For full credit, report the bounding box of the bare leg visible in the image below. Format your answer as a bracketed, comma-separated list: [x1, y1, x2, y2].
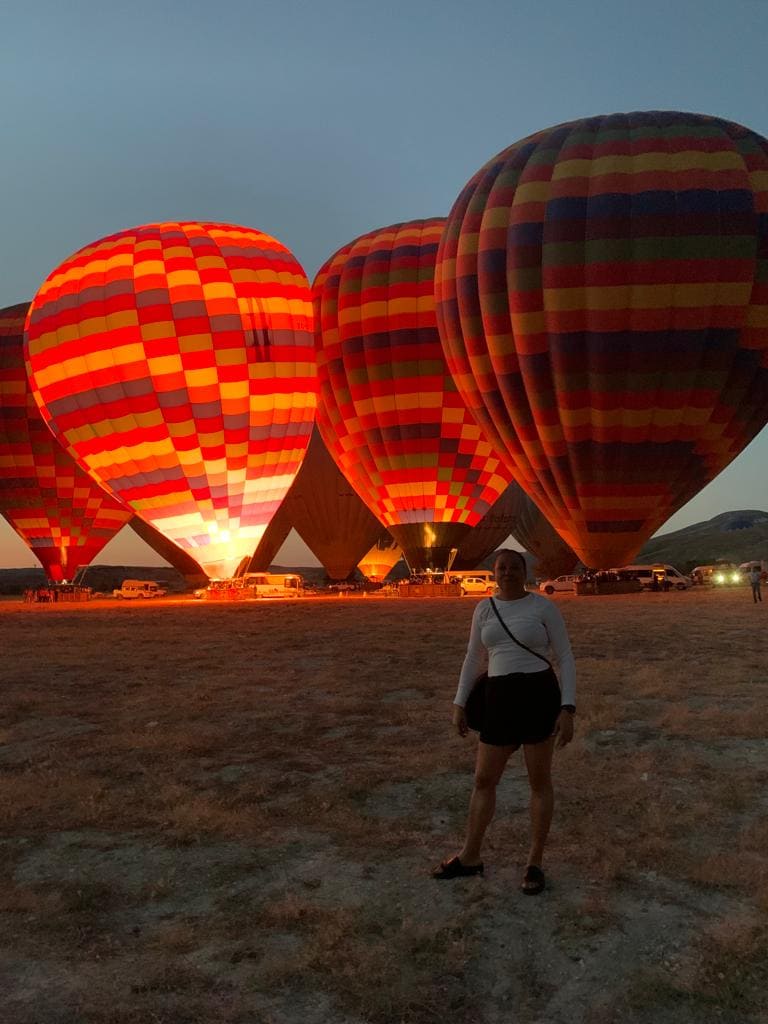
[458, 741, 517, 865]
[523, 736, 556, 874]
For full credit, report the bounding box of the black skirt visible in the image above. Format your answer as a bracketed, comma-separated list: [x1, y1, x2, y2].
[479, 667, 561, 747]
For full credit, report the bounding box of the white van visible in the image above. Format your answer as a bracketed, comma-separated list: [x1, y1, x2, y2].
[614, 565, 692, 591]
[239, 572, 303, 598]
[113, 580, 167, 599]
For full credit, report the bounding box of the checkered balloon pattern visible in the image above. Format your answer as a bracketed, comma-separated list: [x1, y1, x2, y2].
[436, 111, 768, 569]
[0, 302, 133, 580]
[313, 219, 509, 533]
[24, 222, 317, 579]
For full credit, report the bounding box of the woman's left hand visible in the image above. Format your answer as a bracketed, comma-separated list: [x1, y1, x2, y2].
[553, 710, 574, 749]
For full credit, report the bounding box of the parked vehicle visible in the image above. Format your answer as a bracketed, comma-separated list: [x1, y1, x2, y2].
[113, 579, 167, 599]
[613, 565, 692, 591]
[690, 566, 715, 585]
[239, 572, 303, 598]
[711, 565, 746, 586]
[450, 572, 496, 596]
[194, 573, 303, 599]
[538, 574, 580, 595]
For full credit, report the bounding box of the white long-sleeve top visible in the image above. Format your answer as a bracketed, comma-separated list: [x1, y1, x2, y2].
[453, 593, 576, 708]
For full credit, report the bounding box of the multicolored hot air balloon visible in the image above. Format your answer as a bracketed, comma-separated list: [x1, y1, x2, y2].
[358, 530, 402, 582]
[25, 222, 317, 579]
[314, 219, 509, 571]
[278, 427, 384, 580]
[0, 302, 133, 580]
[436, 111, 768, 568]
[128, 516, 208, 587]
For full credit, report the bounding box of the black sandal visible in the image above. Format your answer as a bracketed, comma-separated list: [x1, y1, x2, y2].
[432, 856, 484, 880]
[521, 864, 545, 895]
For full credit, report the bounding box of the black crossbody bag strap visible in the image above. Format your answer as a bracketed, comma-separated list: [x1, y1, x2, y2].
[489, 597, 553, 671]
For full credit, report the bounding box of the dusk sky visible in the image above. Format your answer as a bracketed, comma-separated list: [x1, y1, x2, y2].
[1, 0, 767, 569]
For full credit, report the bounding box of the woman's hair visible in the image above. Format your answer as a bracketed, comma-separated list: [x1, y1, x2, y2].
[493, 548, 527, 573]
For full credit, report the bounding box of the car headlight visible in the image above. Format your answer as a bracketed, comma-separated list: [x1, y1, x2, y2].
[715, 574, 726, 584]
[731, 573, 741, 583]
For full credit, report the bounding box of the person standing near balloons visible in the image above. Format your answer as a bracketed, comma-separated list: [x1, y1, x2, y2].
[433, 549, 576, 894]
[749, 565, 763, 603]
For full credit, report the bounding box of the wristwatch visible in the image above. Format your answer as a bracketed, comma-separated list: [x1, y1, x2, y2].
[560, 705, 576, 714]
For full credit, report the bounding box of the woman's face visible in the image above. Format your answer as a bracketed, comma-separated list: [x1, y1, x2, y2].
[494, 552, 526, 591]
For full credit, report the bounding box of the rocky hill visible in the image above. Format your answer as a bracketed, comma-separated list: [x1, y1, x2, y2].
[638, 510, 768, 569]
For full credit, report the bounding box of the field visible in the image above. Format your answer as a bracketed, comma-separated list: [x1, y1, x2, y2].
[1, 588, 767, 1024]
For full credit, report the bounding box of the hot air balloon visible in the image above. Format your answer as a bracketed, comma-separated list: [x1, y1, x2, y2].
[314, 219, 509, 572]
[0, 302, 134, 581]
[127, 517, 208, 587]
[25, 222, 317, 579]
[436, 111, 768, 569]
[452, 482, 578, 576]
[357, 530, 402, 582]
[277, 427, 384, 580]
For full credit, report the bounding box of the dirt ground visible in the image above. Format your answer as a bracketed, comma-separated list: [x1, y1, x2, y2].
[0, 588, 767, 1024]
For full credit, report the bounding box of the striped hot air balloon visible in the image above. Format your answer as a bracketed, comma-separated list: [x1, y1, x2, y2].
[25, 222, 317, 579]
[436, 111, 768, 569]
[314, 219, 509, 572]
[0, 302, 133, 580]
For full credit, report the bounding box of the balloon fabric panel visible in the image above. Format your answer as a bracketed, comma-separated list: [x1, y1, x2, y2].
[436, 111, 768, 568]
[0, 302, 133, 581]
[313, 219, 509, 530]
[24, 223, 317, 579]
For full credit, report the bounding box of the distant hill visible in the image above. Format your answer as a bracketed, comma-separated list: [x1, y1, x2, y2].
[638, 510, 768, 569]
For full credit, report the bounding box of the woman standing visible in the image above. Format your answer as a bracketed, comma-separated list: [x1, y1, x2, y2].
[433, 549, 576, 893]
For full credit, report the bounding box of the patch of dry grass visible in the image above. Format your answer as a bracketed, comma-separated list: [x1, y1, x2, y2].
[1, 589, 767, 1023]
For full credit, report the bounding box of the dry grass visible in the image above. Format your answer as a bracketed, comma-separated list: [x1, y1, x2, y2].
[0, 588, 767, 1023]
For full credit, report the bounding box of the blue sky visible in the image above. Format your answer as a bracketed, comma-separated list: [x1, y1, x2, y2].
[1, 0, 767, 568]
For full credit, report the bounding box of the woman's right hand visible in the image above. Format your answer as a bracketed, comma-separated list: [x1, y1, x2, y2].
[452, 704, 468, 737]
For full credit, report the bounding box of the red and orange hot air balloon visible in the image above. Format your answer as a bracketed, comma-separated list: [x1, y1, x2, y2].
[25, 222, 317, 579]
[0, 302, 133, 580]
[436, 111, 768, 569]
[314, 219, 509, 572]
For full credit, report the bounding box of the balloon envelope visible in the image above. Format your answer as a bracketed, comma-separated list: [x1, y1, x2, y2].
[436, 111, 768, 568]
[128, 516, 208, 586]
[0, 302, 133, 580]
[357, 530, 402, 582]
[279, 427, 384, 580]
[452, 482, 577, 575]
[314, 219, 508, 571]
[25, 222, 317, 579]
